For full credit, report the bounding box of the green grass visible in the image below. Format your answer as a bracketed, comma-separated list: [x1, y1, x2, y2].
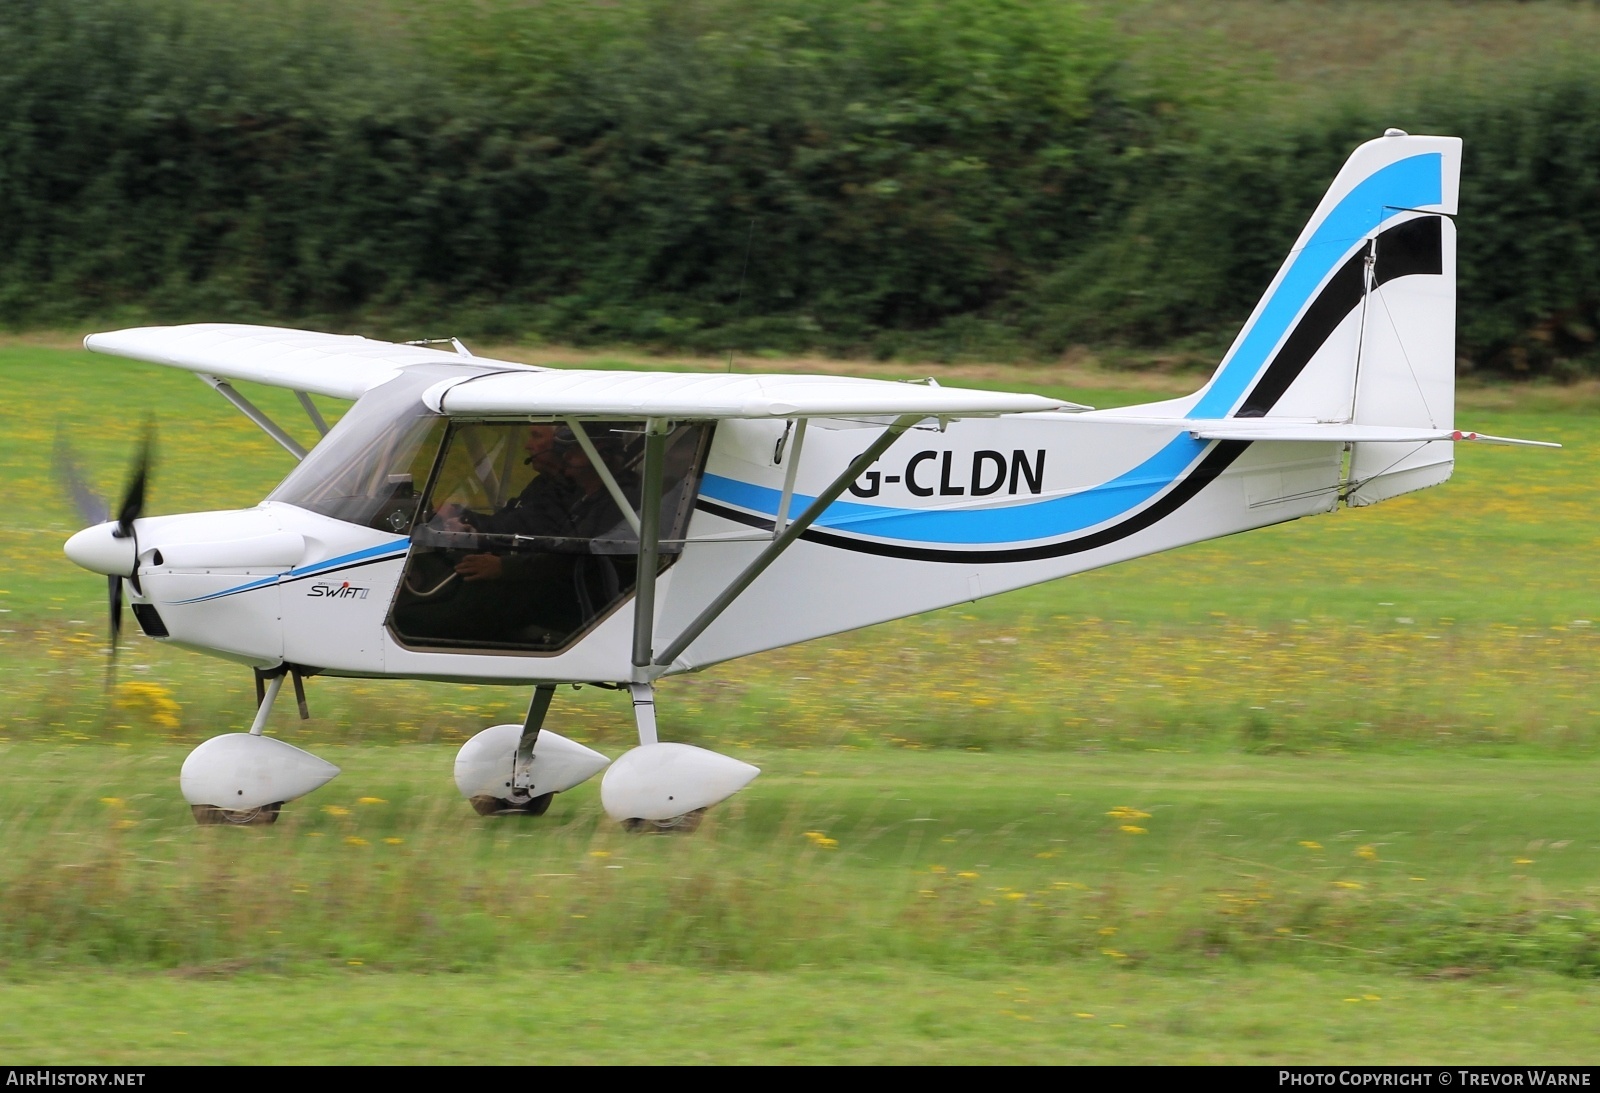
[1110, 0, 1600, 110]
[4, 744, 1600, 979]
[4, 965, 1599, 1064]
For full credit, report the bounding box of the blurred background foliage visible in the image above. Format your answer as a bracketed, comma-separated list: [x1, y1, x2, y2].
[4, 0, 1600, 375]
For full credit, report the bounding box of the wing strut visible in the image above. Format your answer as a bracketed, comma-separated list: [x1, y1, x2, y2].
[644, 413, 924, 672]
[773, 418, 808, 536]
[197, 373, 309, 460]
[632, 422, 670, 669]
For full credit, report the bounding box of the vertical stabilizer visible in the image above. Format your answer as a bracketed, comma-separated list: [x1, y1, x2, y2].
[1171, 131, 1461, 505]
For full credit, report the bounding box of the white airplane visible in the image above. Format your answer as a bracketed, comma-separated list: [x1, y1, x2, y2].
[62, 131, 1553, 829]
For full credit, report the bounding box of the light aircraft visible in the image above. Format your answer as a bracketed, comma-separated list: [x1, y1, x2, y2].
[62, 131, 1554, 828]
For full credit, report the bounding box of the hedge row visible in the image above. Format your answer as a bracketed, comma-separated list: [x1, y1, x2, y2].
[1, 0, 1597, 373]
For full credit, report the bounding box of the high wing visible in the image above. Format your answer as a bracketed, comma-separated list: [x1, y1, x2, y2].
[84, 323, 522, 400]
[87, 323, 1070, 421]
[424, 369, 1069, 419]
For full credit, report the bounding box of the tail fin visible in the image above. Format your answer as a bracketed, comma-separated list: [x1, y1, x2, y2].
[1187, 131, 1463, 505]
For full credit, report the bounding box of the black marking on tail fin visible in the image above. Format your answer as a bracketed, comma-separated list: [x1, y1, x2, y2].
[1235, 216, 1443, 418]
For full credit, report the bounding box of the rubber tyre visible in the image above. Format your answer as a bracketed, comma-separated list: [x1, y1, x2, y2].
[191, 801, 282, 826]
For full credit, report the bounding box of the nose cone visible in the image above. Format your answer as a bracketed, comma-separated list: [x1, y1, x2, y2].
[64, 522, 136, 576]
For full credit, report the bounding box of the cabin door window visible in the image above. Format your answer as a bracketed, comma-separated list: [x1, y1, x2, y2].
[388, 420, 710, 653]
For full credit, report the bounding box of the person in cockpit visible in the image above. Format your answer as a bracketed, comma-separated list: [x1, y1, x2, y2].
[394, 427, 635, 647]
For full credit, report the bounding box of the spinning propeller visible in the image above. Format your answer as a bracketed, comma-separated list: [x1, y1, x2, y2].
[54, 423, 156, 672]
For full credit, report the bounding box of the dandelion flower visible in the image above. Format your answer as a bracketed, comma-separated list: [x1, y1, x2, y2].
[343, 836, 369, 847]
[1119, 825, 1147, 835]
[1299, 840, 1323, 850]
[356, 797, 387, 806]
[1355, 844, 1378, 861]
[322, 805, 350, 818]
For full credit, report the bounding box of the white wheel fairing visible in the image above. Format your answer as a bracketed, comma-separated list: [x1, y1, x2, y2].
[600, 743, 759, 822]
[180, 733, 340, 810]
[453, 724, 611, 801]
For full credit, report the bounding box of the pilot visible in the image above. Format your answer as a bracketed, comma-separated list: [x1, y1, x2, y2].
[397, 428, 634, 645]
[436, 423, 573, 539]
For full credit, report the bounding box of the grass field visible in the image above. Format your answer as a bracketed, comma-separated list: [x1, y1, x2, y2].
[2, 341, 1597, 1062]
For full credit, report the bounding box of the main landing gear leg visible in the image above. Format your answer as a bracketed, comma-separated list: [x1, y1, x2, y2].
[180, 667, 341, 825]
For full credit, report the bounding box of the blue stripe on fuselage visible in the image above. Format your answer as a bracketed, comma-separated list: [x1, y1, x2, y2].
[167, 539, 410, 604]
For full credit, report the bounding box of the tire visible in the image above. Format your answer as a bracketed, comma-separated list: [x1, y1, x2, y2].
[191, 801, 282, 826]
[468, 792, 555, 817]
[621, 807, 706, 834]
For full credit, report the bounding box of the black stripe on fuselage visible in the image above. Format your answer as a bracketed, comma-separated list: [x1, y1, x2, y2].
[698, 440, 1251, 565]
[694, 215, 1442, 563]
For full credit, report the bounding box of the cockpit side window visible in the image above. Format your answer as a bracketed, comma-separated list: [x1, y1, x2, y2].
[388, 420, 711, 654]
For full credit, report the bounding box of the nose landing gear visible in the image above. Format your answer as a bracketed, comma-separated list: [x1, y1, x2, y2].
[455, 685, 613, 817]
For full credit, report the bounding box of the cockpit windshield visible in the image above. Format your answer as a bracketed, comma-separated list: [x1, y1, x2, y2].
[266, 370, 451, 533]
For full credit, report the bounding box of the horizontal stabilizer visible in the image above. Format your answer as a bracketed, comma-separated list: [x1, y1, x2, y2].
[1084, 415, 1558, 448]
[1184, 421, 1559, 448]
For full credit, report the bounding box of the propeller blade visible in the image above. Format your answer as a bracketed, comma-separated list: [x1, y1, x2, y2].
[107, 573, 123, 687]
[115, 423, 155, 536]
[52, 426, 110, 527]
